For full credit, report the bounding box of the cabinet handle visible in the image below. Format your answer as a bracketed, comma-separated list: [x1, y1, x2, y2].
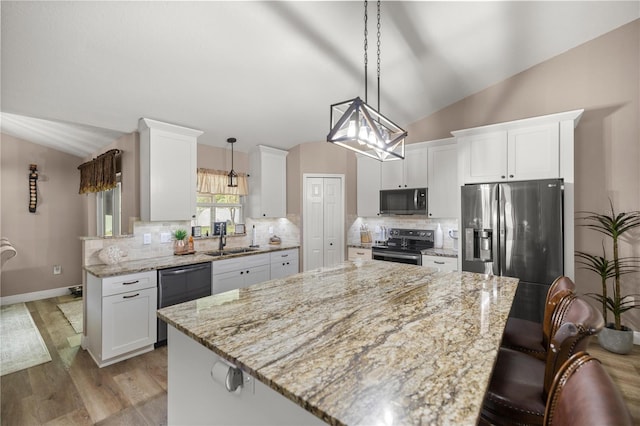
[123, 293, 140, 299]
[434, 261, 445, 265]
[356, 251, 365, 255]
[123, 280, 139, 285]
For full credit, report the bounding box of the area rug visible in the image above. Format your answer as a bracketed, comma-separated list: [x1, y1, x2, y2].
[57, 300, 83, 334]
[0, 302, 52, 376]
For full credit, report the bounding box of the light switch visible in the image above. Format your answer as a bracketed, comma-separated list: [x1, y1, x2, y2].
[143, 233, 151, 245]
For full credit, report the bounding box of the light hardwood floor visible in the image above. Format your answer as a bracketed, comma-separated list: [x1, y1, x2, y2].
[0, 295, 167, 425]
[1, 296, 639, 425]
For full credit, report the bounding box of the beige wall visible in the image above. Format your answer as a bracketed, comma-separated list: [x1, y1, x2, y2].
[286, 141, 357, 216]
[407, 19, 640, 330]
[198, 144, 249, 173]
[1, 134, 84, 297]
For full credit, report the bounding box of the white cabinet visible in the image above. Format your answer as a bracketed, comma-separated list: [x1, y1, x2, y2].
[270, 249, 299, 280]
[86, 270, 157, 367]
[167, 325, 324, 425]
[248, 145, 288, 218]
[356, 155, 381, 217]
[139, 118, 202, 221]
[422, 255, 458, 272]
[348, 247, 371, 261]
[457, 123, 559, 184]
[212, 253, 271, 294]
[380, 143, 429, 189]
[427, 142, 458, 218]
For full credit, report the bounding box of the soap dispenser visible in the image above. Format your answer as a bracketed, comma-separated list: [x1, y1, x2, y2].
[435, 223, 444, 249]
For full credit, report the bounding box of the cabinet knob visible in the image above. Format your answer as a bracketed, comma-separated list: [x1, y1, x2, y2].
[509, 174, 514, 178]
[240, 271, 244, 275]
[501, 175, 506, 179]
[246, 270, 250, 274]
[262, 214, 266, 217]
[329, 242, 333, 246]
[429, 213, 432, 217]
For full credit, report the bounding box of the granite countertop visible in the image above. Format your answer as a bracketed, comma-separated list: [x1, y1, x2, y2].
[84, 245, 299, 278]
[158, 261, 518, 425]
[421, 248, 459, 258]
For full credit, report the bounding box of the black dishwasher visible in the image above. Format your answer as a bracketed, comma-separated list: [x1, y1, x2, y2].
[156, 262, 212, 346]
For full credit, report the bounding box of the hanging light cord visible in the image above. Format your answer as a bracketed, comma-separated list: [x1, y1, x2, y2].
[376, 0, 381, 113]
[364, 0, 368, 104]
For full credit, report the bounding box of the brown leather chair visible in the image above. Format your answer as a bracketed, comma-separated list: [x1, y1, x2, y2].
[544, 352, 633, 426]
[501, 276, 576, 360]
[481, 294, 604, 425]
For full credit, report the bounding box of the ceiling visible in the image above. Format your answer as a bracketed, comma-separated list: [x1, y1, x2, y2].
[1, 1, 638, 158]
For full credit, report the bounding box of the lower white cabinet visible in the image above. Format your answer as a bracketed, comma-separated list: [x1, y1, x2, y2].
[86, 270, 157, 367]
[212, 253, 271, 294]
[167, 325, 324, 425]
[348, 247, 372, 261]
[421, 255, 458, 272]
[270, 249, 299, 280]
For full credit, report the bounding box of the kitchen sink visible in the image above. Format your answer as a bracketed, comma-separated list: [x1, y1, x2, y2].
[204, 247, 259, 257]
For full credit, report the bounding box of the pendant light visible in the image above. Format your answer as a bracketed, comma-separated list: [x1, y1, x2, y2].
[327, 0, 406, 161]
[227, 137, 238, 187]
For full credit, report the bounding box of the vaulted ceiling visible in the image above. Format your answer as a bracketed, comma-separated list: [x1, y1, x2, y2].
[1, 1, 637, 157]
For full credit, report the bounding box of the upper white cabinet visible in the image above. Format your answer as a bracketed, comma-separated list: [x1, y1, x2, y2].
[139, 118, 202, 221]
[380, 143, 429, 189]
[427, 141, 458, 218]
[356, 154, 381, 217]
[248, 145, 288, 218]
[456, 122, 560, 184]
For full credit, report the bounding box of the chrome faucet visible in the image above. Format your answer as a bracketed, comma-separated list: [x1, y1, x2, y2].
[218, 227, 226, 251]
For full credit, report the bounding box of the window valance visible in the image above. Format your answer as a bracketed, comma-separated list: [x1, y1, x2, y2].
[197, 168, 248, 195]
[77, 149, 121, 194]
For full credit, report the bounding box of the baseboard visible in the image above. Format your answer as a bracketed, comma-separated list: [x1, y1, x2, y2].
[635, 331, 640, 346]
[0, 286, 75, 306]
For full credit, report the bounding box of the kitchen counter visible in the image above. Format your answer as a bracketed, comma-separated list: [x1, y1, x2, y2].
[84, 245, 299, 278]
[158, 260, 519, 425]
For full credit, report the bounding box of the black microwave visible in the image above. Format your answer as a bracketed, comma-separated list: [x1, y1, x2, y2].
[380, 188, 427, 215]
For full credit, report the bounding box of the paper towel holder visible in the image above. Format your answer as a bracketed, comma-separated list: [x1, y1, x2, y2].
[225, 366, 244, 392]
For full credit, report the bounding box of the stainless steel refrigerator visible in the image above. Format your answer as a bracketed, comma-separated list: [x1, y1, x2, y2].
[461, 179, 564, 322]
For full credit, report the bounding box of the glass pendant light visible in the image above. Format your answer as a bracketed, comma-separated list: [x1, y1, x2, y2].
[327, 0, 406, 161]
[227, 137, 238, 188]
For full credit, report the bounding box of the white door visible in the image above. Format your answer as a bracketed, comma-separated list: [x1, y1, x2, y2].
[303, 175, 344, 271]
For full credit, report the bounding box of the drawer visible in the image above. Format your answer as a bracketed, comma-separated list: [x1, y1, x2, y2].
[348, 247, 371, 261]
[422, 255, 458, 272]
[269, 249, 298, 265]
[212, 253, 270, 274]
[101, 270, 157, 297]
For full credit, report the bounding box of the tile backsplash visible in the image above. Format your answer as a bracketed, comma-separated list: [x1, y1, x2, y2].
[82, 215, 301, 267]
[348, 215, 459, 251]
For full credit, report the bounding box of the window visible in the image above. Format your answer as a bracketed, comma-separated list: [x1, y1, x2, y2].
[196, 193, 243, 236]
[97, 179, 121, 236]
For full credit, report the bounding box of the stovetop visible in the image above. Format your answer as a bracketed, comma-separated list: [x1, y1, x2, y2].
[372, 228, 434, 253]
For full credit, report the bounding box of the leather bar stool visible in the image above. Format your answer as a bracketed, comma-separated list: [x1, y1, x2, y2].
[480, 294, 604, 426]
[501, 276, 576, 360]
[544, 352, 632, 426]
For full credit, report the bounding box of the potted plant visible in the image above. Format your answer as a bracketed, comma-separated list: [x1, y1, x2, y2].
[173, 229, 188, 254]
[576, 200, 640, 354]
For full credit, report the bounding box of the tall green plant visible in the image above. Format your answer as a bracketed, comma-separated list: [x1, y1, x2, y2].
[578, 200, 640, 330]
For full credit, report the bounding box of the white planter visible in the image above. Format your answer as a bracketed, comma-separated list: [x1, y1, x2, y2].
[598, 323, 634, 354]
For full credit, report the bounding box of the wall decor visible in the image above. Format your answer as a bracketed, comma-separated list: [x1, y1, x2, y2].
[28, 164, 38, 213]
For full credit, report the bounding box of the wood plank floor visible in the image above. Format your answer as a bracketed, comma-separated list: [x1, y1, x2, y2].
[1, 296, 639, 425]
[0, 295, 167, 425]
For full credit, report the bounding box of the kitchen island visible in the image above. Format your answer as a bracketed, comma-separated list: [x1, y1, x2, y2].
[158, 260, 519, 425]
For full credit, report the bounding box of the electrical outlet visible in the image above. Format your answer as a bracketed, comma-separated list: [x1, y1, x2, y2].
[161, 232, 171, 243]
[53, 265, 62, 275]
[268, 226, 274, 234]
[143, 233, 151, 245]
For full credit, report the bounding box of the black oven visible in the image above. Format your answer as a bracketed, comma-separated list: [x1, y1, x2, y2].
[372, 228, 434, 266]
